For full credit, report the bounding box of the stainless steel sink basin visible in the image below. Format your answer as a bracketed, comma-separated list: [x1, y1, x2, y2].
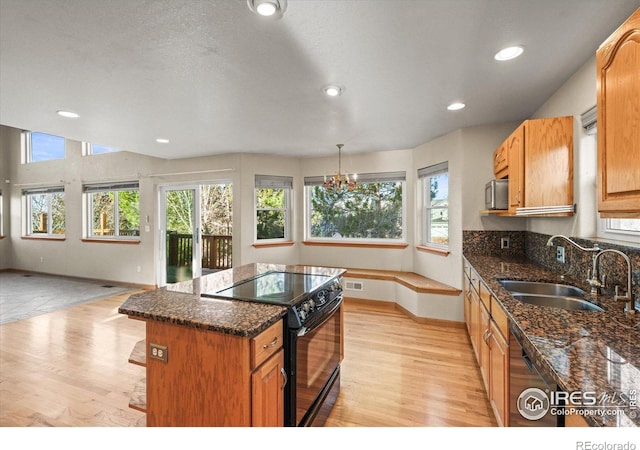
[511, 294, 604, 312]
[499, 280, 585, 298]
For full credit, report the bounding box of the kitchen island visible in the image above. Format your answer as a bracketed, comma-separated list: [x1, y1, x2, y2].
[118, 262, 346, 427]
[464, 254, 639, 427]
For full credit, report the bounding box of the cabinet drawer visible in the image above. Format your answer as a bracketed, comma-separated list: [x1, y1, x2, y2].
[490, 296, 509, 340]
[251, 320, 283, 369]
[493, 144, 508, 178]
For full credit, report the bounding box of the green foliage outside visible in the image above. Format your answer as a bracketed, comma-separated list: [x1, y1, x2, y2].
[310, 182, 403, 239]
[256, 188, 285, 239]
[91, 190, 140, 236]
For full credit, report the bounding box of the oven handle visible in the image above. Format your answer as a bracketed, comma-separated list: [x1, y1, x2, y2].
[297, 296, 343, 337]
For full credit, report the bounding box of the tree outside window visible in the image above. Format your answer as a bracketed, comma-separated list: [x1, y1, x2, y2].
[255, 175, 292, 241]
[23, 187, 65, 236]
[84, 182, 140, 238]
[306, 172, 405, 241]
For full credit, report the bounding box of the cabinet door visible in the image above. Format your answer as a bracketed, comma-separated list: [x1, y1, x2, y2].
[479, 301, 491, 394]
[507, 124, 524, 214]
[597, 7, 640, 216]
[489, 322, 509, 427]
[251, 348, 285, 427]
[493, 143, 508, 179]
[469, 284, 480, 358]
[524, 116, 573, 208]
[463, 272, 472, 336]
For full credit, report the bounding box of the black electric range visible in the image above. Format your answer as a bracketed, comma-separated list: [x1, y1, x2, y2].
[202, 270, 344, 426]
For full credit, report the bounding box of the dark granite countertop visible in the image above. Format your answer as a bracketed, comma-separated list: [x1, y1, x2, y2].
[118, 263, 346, 338]
[463, 254, 640, 427]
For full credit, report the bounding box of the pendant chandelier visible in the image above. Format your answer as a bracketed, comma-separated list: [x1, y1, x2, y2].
[323, 144, 357, 193]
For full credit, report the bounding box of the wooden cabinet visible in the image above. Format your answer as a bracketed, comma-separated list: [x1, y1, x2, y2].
[478, 300, 491, 394]
[596, 7, 640, 217]
[252, 348, 285, 427]
[488, 317, 509, 427]
[130, 318, 286, 427]
[494, 116, 573, 216]
[493, 143, 508, 179]
[506, 124, 524, 214]
[463, 259, 510, 427]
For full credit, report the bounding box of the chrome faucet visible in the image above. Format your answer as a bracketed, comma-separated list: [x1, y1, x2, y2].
[592, 249, 635, 315]
[546, 235, 601, 292]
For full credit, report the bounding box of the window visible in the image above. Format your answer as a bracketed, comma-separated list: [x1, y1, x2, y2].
[598, 218, 640, 243]
[82, 142, 120, 155]
[304, 172, 405, 242]
[22, 131, 65, 162]
[23, 187, 65, 236]
[84, 182, 140, 239]
[419, 162, 449, 248]
[255, 175, 292, 241]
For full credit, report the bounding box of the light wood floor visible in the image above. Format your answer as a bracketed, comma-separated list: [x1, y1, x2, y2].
[0, 294, 496, 427]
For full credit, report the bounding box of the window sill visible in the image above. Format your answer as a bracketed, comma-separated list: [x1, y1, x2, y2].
[253, 240, 295, 248]
[82, 238, 141, 245]
[21, 236, 66, 241]
[303, 241, 408, 249]
[416, 245, 450, 256]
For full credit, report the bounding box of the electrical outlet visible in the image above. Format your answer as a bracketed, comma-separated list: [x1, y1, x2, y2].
[501, 237, 510, 249]
[149, 343, 168, 363]
[556, 246, 565, 263]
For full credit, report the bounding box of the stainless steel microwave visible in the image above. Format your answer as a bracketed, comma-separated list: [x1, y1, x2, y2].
[485, 179, 508, 210]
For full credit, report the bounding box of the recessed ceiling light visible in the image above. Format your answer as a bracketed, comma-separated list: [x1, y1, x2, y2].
[323, 85, 344, 97]
[247, 0, 287, 18]
[56, 110, 79, 118]
[494, 46, 524, 61]
[447, 102, 466, 111]
[156, 138, 170, 144]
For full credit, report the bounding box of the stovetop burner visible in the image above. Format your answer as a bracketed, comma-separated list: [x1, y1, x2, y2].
[202, 271, 333, 306]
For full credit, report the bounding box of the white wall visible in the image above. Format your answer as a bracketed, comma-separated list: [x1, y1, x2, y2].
[528, 56, 599, 239]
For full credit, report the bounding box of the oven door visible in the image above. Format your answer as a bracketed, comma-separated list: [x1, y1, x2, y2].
[291, 297, 343, 426]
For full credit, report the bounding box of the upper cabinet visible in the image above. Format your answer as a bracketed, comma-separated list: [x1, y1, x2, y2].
[493, 116, 574, 216]
[596, 7, 640, 217]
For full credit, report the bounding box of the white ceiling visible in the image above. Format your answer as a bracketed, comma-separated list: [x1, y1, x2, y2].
[1, 0, 638, 159]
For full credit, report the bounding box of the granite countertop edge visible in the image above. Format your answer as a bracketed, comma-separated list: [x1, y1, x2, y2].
[118, 263, 346, 339]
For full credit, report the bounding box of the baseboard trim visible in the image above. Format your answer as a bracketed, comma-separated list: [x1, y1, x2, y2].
[344, 296, 465, 328]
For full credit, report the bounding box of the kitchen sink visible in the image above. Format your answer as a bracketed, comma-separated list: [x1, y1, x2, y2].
[499, 280, 585, 298]
[511, 294, 604, 312]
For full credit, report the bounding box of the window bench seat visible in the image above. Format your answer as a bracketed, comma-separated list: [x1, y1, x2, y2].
[342, 268, 464, 326]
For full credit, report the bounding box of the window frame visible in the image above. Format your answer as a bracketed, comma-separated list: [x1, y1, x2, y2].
[419, 162, 449, 251]
[82, 142, 120, 156]
[22, 186, 66, 237]
[597, 218, 640, 244]
[254, 175, 293, 243]
[83, 181, 141, 240]
[304, 172, 407, 244]
[21, 130, 66, 163]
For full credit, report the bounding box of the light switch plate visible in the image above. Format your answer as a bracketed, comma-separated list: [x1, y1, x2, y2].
[501, 237, 510, 249]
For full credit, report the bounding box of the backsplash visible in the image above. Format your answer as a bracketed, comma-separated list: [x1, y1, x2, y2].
[463, 230, 640, 309]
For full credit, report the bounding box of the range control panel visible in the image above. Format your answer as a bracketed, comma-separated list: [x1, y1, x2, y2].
[290, 278, 342, 328]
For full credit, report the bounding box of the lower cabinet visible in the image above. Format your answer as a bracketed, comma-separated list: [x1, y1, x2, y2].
[127, 317, 286, 426]
[252, 348, 285, 427]
[463, 260, 510, 427]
